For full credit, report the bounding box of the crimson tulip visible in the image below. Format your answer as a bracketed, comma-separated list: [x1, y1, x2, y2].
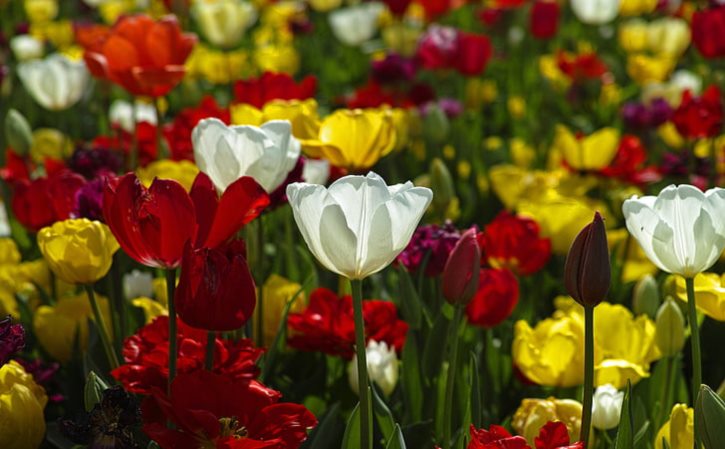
[465, 268, 519, 328]
[692, 6, 725, 59]
[11, 170, 86, 231]
[454, 32, 493, 76]
[233, 72, 317, 108]
[468, 424, 528, 449]
[175, 239, 256, 331]
[564, 211, 610, 307]
[442, 228, 481, 305]
[671, 85, 723, 139]
[530, 0, 559, 39]
[478, 212, 551, 276]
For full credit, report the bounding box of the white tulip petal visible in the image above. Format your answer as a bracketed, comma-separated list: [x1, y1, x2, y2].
[623, 198, 673, 273]
[704, 188, 725, 238]
[358, 204, 394, 278]
[691, 210, 725, 274]
[327, 172, 391, 240]
[386, 187, 434, 249]
[287, 183, 338, 273]
[319, 203, 359, 278]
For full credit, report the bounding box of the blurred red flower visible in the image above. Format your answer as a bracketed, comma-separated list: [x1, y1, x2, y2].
[671, 85, 723, 139]
[287, 288, 408, 359]
[599, 135, 660, 185]
[94, 121, 159, 167]
[530, 0, 559, 39]
[465, 268, 520, 328]
[165, 96, 230, 162]
[454, 32, 493, 76]
[692, 6, 725, 59]
[468, 424, 528, 449]
[81, 15, 196, 98]
[556, 51, 607, 81]
[11, 170, 85, 231]
[233, 72, 317, 108]
[478, 211, 551, 276]
[112, 316, 263, 394]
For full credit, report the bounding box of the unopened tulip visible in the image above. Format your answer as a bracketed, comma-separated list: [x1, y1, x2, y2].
[591, 384, 624, 430]
[286, 172, 432, 280]
[442, 228, 480, 305]
[696, 385, 725, 449]
[655, 404, 693, 449]
[632, 274, 659, 318]
[4, 109, 33, 156]
[564, 212, 611, 307]
[623, 185, 725, 277]
[347, 340, 399, 396]
[192, 0, 257, 49]
[193, 118, 300, 193]
[18, 54, 89, 111]
[654, 297, 685, 357]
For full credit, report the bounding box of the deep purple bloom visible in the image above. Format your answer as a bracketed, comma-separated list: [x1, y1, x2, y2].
[622, 102, 650, 129]
[17, 358, 64, 402]
[372, 54, 417, 85]
[74, 178, 106, 221]
[437, 98, 464, 118]
[0, 316, 24, 366]
[397, 221, 461, 277]
[648, 98, 673, 126]
[69, 147, 122, 180]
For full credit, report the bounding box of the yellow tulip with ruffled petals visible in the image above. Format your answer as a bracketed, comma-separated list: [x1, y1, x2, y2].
[0, 239, 21, 266]
[554, 125, 620, 171]
[302, 109, 397, 171]
[137, 160, 200, 192]
[232, 99, 321, 140]
[37, 218, 119, 285]
[0, 361, 48, 449]
[512, 398, 582, 445]
[668, 273, 725, 321]
[655, 404, 693, 449]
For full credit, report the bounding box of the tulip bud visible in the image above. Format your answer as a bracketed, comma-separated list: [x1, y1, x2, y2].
[347, 340, 399, 396]
[423, 104, 450, 143]
[632, 274, 660, 318]
[696, 384, 725, 449]
[564, 211, 611, 307]
[442, 228, 481, 305]
[591, 384, 624, 430]
[430, 158, 455, 213]
[655, 297, 685, 357]
[5, 109, 33, 156]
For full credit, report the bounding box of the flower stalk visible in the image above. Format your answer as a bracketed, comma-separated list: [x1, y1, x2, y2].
[685, 277, 702, 402]
[351, 279, 372, 449]
[580, 304, 594, 446]
[442, 304, 464, 449]
[84, 285, 119, 369]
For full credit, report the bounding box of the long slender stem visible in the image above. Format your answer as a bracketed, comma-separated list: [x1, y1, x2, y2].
[351, 279, 372, 449]
[205, 331, 215, 371]
[166, 268, 177, 395]
[84, 285, 119, 369]
[659, 356, 675, 427]
[685, 276, 702, 449]
[442, 305, 464, 449]
[580, 305, 594, 446]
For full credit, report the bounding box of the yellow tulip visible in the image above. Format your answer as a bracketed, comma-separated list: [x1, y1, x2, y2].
[668, 273, 725, 321]
[254, 44, 299, 75]
[510, 138, 536, 168]
[619, 19, 648, 53]
[538, 55, 571, 91]
[33, 292, 112, 362]
[627, 54, 676, 85]
[259, 274, 306, 346]
[0, 239, 21, 266]
[0, 361, 47, 449]
[381, 23, 422, 58]
[308, 0, 342, 12]
[137, 159, 200, 192]
[186, 45, 251, 85]
[29, 128, 73, 163]
[0, 260, 53, 318]
[302, 108, 397, 171]
[507, 96, 526, 119]
[554, 125, 620, 171]
[619, 0, 656, 16]
[655, 404, 694, 449]
[647, 18, 690, 57]
[231, 99, 322, 140]
[24, 0, 57, 23]
[98, 0, 136, 24]
[489, 165, 560, 210]
[37, 218, 119, 285]
[29, 20, 74, 49]
[512, 397, 582, 445]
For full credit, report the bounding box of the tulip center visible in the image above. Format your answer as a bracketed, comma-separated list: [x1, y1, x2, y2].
[219, 417, 248, 439]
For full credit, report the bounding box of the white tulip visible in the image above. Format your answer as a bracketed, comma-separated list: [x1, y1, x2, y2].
[192, 0, 257, 49]
[0, 202, 10, 237]
[192, 118, 301, 194]
[570, 0, 620, 25]
[591, 384, 624, 430]
[123, 269, 155, 301]
[302, 158, 330, 186]
[623, 185, 725, 278]
[348, 340, 399, 396]
[286, 172, 432, 280]
[328, 2, 385, 46]
[10, 35, 44, 61]
[109, 100, 157, 133]
[17, 54, 89, 111]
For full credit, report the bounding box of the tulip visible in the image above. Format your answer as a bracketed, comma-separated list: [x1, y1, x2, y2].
[37, 219, 119, 285]
[347, 340, 399, 396]
[570, 0, 619, 25]
[0, 361, 47, 449]
[11, 170, 86, 232]
[696, 385, 725, 449]
[123, 269, 154, 301]
[453, 32, 492, 76]
[591, 384, 624, 430]
[302, 158, 330, 186]
[9, 35, 43, 61]
[512, 397, 582, 445]
[564, 212, 610, 308]
[668, 273, 725, 322]
[136, 160, 200, 192]
[328, 3, 384, 46]
[260, 275, 306, 346]
[692, 6, 725, 59]
[17, 54, 89, 111]
[301, 109, 396, 171]
[192, 118, 300, 194]
[632, 274, 659, 318]
[466, 268, 520, 328]
[442, 228, 481, 305]
[191, 0, 257, 49]
[655, 404, 693, 449]
[530, 0, 560, 39]
[619, 0, 655, 16]
[554, 125, 620, 171]
[175, 240, 256, 332]
[109, 100, 157, 133]
[4, 109, 33, 156]
[654, 297, 685, 357]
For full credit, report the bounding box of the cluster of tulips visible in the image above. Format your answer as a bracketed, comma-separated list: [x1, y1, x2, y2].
[0, 0, 724, 449]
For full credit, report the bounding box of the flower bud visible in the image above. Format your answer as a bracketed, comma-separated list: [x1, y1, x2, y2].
[423, 104, 450, 143]
[696, 384, 725, 449]
[5, 109, 33, 156]
[632, 274, 659, 318]
[430, 158, 455, 213]
[442, 228, 481, 305]
[591, 384, 624, 430]
[564, 211, 610, 307]
[655, 297, 685, 357]
[347, 340, 399, 396]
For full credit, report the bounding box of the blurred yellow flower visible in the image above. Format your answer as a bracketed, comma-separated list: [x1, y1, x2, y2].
[231, 99, 321, 140]
[131, 277, 170, 323]
[0, 260, 53, 318]
[309, 0, 342, 12]
[191, 0, 258, 49]
[668, 273, 725, 321]
[512, 397, 582, 445]
[260, 274, 306, 346]
[489, 165, 560, 209]
[508, 96, 526, 119]
[137, 160, 199, 192]
[24, 0, 57, 23]
[655, 404, 693, 449]
[647, 18, 690, 57]
[33, 292, 112, 362]
[658, 122, 685, 149]
[254, 44, 299, 74]
[98, 0, 137, 24]
[382, 23, 422, 57]
[619, 0, 656, 16]
[302, 108, 396, 170]
[627, 54, 676, 85]
[510, 138, 536, 168]
[29, 128, 73, 163]
[0, 239, 21, 266]
[619, 19, 648, 53]
[609, 228, 658, 283]
[186, 45, 250, 85]
[554, 125, 620, 171]
[37, 219, 119, 285]
[0, 361, 47, 449]
[539, 55, 570, 90]
[457, 161, 471, 179]
[30, 19, 74, 49]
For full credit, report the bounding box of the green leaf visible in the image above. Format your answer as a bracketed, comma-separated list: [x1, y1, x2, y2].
[615, 381, 634, 449]
[469, 351, 482, 428]
[83, 371, 109, 412]
[401, 334, 423, 423]
[342, 402, 361, 449]
[385, 425, 407, 449]
[397, 267, 428, 329]
[371, 384, 395, 443]
[422, 313, 450, 382]
[308, 403, 344, 449]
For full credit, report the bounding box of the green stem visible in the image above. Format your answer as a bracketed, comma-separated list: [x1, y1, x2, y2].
[659, 355, 675, 427]
[442, 305, 464, 449]
[84, 285, 119, 369]
[205, 331, 215, 371]
[580, 305, 594, 446]
[166, 268, 177, 395]
[351, 279, 372, 449]
[685, 277, 702, 403]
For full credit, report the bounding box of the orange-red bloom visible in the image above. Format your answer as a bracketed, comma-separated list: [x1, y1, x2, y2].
[465, 268, 519, 328]
[478, 211, 551, 276]
[81, 15, 196, 98]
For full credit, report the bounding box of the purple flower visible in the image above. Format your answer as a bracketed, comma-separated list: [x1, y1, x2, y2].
[69, 147, 122, 180]
[17, 358, 64, 402]
[622, 102, 650, 129]
[648, 98, 673, 126]
[397, 221, 461, 277]
[372, 54, 417, 85]
[74, 178, 106, 222]
[437, 98, 464, 118]
[0, 316, 25, 366]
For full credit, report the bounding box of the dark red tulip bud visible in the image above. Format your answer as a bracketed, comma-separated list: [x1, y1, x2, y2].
[564, 212, 610, 307]
[442, 228, 481, 305]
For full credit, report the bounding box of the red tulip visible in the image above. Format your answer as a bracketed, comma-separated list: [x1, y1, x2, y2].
[11, 170, 86, 231]
[478, 211, 551, 276]
[454, 32, 493, 76]
[175, 240, 256, 331]
[535, 422, 584, 449]
[564, 211, 610, 307]
[671, 85, 723, 139]
[692, 6, 725, 59]
[81, 15, 196, 97]
[468, 424, 528, 449]
[233, 72, 317, 108]
[164, 96, 230, 162]
[530, 0, 559, 39]
[442, 228, 481, 305]
[465, 268, 519, 328]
